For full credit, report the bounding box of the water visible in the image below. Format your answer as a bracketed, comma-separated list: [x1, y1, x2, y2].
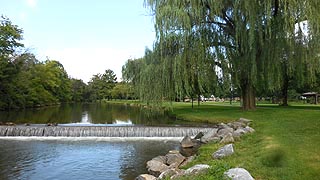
[0, 103, 210, 179]
[0, 103, 175, 125]
[0, 138, 179, 180]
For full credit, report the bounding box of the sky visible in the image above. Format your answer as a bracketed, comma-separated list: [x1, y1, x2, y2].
[0, 0, 155, 82]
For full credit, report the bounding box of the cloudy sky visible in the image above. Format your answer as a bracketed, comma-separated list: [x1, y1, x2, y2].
[1, 0, 155, 82]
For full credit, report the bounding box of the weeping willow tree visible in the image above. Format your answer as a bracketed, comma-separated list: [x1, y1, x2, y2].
[144, 0, 320, 110]
[122, 32, 220, 106]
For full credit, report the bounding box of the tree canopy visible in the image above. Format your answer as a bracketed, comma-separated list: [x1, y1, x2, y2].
[128, 0, 320, 110]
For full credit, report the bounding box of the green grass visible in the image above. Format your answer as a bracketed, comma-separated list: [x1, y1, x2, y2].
[167, 102, 320, 180]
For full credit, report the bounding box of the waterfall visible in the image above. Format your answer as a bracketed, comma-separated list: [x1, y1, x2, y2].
[0, 126, 213, 137]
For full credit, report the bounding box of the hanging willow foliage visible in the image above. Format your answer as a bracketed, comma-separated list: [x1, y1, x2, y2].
[140, 0, 320, 110]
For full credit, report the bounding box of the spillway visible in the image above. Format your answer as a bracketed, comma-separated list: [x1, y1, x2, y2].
[0, 126, 212, 137]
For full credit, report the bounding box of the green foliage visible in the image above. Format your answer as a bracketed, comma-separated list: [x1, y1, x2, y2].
[87, 69, 117, 101]
[140, 0, 320, 110]
[70, 78, 87, 102]
[0, 16, 75, 109]
[110, 82, 134, 100]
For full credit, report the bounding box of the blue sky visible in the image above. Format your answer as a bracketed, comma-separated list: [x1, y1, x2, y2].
[0, 0, 155, 82]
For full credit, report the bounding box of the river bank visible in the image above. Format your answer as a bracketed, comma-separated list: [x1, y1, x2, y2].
[108, 100, 320, 180]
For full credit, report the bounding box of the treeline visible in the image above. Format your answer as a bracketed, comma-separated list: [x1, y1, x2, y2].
[0, 16, 132, 110]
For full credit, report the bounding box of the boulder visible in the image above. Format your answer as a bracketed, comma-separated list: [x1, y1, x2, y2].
[180, 144, 201, 157]
[151, 156, 167, 164]
[200, 128, 218, 143]
[194, 131, 204, 139]
[5, 122, 15, 126]
[146, 159, 170, 177]
[244, 126, 255, 133]
[135, 174, 157, 180]
[180, 136, 195, 148]
[220, 132, 235, 144]
[212, 144, 234, 159]
[179, 155, 195, 167]
[165, 151, 185, 168]
[238, 118, 252, 125]
[234, 128, 246, 136]
[218, 123, 230, 129]
[217, 127, 234, 138]
[224, 168, 255, 180]
[158, 169, 180, 180]
[233, 128, 246, 140]
[184, 164, 210, 175]
[229, 122, 246, 130]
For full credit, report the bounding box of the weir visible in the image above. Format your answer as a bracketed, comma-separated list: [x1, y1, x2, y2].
[0, 126, 213, 137]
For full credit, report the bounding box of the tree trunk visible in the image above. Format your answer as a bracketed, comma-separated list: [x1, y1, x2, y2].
[191, 96, 194, 109]
[241, 81, 256, 110]
[281, 75, 289, 106]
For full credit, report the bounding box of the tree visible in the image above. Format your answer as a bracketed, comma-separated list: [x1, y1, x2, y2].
[88, 69, 117, 101]
[144, 0, 320, 110]
[70, 78, 87, 102]
[0, 16, 24, 109]
[111, 82, 133, 100]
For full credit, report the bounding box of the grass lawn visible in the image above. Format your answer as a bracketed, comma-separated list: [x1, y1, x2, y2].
[167, 102, 320, 180]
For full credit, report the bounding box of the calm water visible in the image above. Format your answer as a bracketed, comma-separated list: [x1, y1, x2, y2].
[0, 103, 175, 125]
[0, 103, 183, 180]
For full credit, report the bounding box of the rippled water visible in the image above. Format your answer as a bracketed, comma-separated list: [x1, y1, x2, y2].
[0, 138, 180, 180]
[0, 103, 205, 179]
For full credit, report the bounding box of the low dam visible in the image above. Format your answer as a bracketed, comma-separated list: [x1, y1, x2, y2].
[0, 126, 213, 137]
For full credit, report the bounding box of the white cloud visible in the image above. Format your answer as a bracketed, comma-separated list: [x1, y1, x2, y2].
[43, 47, 145, 83]
[26, 0, 37, 8]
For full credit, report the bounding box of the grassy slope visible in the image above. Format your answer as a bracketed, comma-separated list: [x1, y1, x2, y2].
[169, 102, 320, 180]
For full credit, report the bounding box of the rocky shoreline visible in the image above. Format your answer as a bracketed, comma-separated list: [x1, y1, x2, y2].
[136, 118, 256, 180]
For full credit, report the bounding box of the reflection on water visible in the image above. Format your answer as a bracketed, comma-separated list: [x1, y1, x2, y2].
[0, 103, 175, 125]
[0, 138, 179, 180]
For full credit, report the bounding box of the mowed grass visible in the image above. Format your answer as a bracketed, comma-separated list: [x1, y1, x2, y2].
[168, 102, 320, 180]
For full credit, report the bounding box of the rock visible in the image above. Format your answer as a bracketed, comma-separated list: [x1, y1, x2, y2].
[229, 122, 246, 130]
[180, 144, 200, 157]
[234, 128, 246, 135]
[179, 155, 195, 167]
[151, 156, 167, 164]
[238, 118, 252, 125]
[5, 122, 15, 126]
[233, 128, 246, 140]
[224, 168, 255, 180]
[217, 127, 234, 138]
[165, 151, 185, 168]
[184, 164, 210, 175]
[135, 174, 157, 180]
[200, 128, 218, 143]
[158, 169, 180, 180]
[218, 123, 230, 129]
[212, 144, 234, 159]
[146, 159, 170, 177]
[220, 133, 235, 144]
[194, 131, 204, 139]
[244, 126, 255, 133]
[180, 135, 195, 148]
[46, 123, 58, 126]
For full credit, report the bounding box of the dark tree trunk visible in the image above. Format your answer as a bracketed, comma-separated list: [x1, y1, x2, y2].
[191, 96, 194, 109]
[281, 74, 289, 106]
[241, 81, 256, 110]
